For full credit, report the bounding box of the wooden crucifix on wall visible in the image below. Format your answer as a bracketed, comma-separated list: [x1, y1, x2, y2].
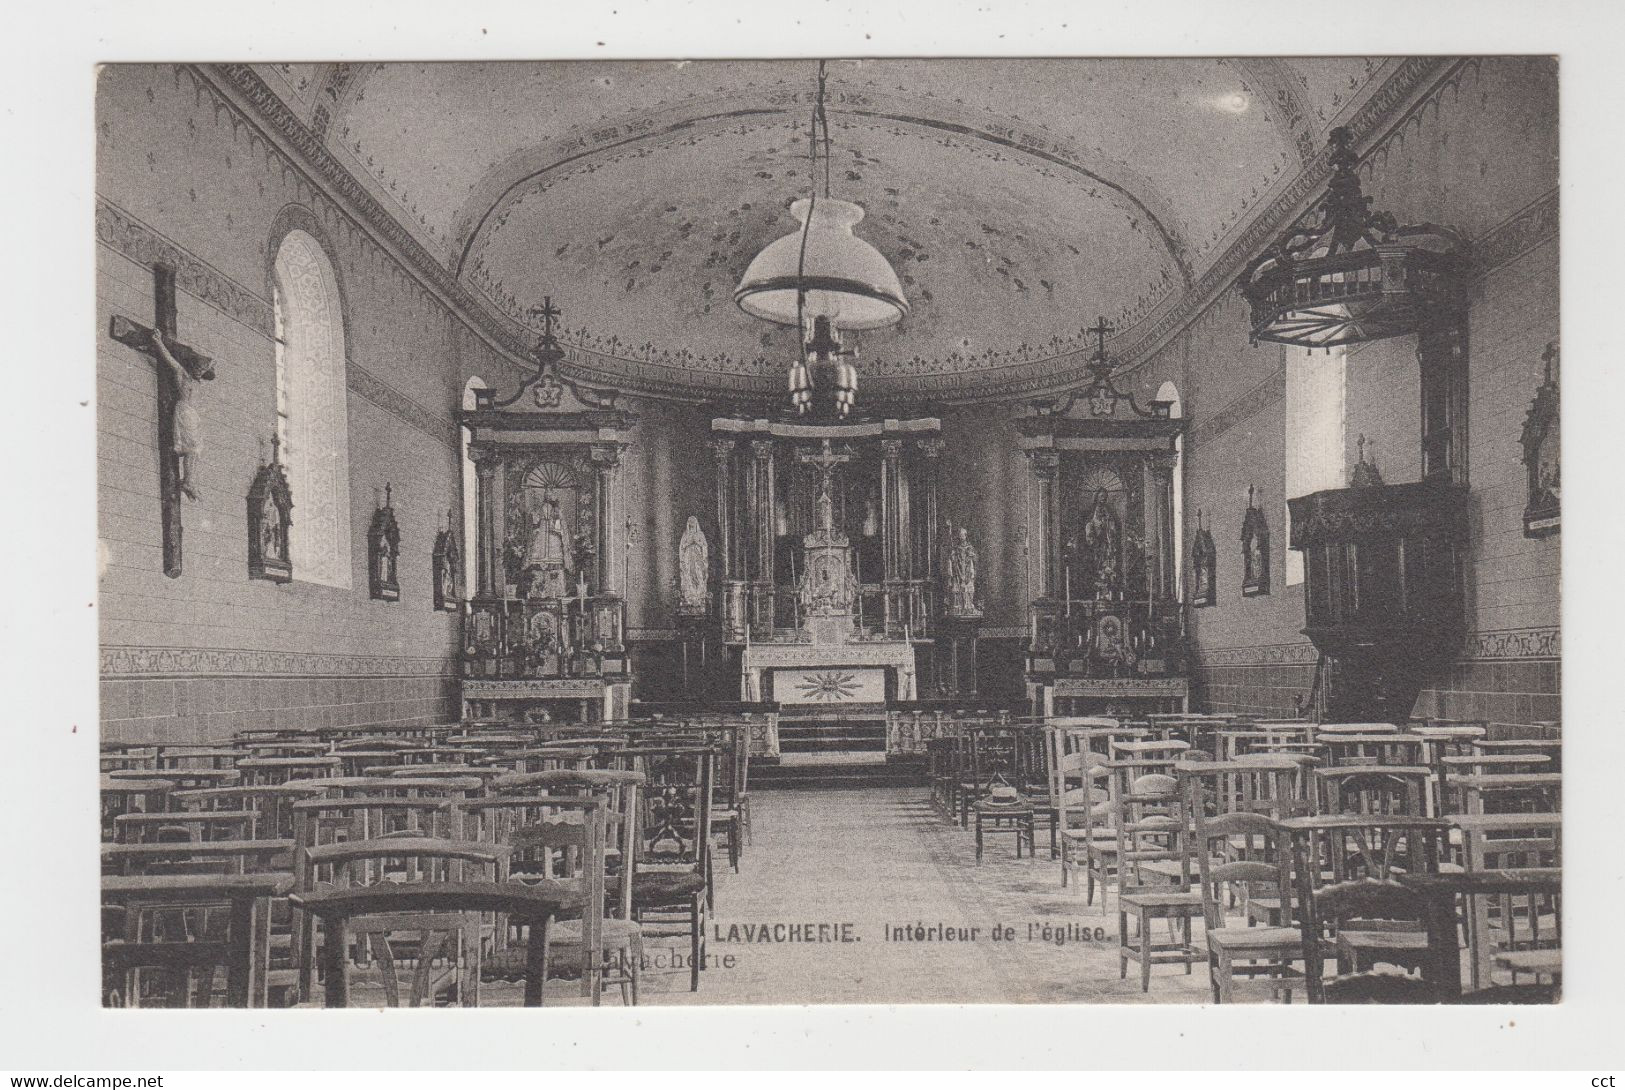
[109, 265, 215, 578]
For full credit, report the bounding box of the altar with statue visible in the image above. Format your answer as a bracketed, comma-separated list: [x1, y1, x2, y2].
[457, 312, 634, 724]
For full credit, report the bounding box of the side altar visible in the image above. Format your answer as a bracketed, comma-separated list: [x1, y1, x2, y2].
[457, 304, 633, 724]
[1018, 320, 1191, 719]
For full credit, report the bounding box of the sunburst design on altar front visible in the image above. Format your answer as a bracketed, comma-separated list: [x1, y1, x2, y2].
[796, 670, 861, 702]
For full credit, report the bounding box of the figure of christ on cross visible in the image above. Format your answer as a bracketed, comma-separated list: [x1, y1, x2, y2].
[109, 265, 215, 577]
[796, 438, 852, 534]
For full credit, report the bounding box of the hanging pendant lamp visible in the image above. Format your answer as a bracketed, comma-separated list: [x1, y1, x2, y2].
[734, 63, 909, 332]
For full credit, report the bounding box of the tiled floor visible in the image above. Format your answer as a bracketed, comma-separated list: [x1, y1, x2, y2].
[519, 784, 1218, 1006]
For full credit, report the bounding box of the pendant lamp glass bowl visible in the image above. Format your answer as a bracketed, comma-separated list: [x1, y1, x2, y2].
[734, 198, 909, 330]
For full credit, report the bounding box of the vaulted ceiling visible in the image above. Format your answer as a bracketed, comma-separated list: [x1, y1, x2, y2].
[255, 58, 1400, 399]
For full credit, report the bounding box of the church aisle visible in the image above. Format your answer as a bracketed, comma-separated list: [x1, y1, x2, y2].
[635, 786, 1212, 1005]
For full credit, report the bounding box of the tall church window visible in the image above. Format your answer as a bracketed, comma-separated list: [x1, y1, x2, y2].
[272, 229, 352, 588]
[1284, 346, 1347, 586]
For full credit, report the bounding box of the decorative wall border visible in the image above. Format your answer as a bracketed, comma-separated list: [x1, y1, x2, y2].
[97, 197, 274, 337]
[100, 644, 457, 680]
[1191, 627, 1560, 669]
[1470, 188, 1559, 279]
[347, 363, 458, 451]
[1187, 363, 1285, 447]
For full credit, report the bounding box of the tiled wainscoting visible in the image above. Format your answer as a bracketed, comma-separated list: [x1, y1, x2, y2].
[99, 646, 460, 745]
[1191, 627, 1560, 725]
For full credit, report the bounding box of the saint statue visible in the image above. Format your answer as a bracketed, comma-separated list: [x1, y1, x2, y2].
[946, 526, 980, 616]
[260, 491, 284, 561]
[150, 329, 206, 500]
[678, 516, 710, 613]
[1082, 489, 1122, 595]
[528, 499, 572, 570]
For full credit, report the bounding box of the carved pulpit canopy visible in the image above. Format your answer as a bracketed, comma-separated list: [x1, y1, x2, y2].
[1239, 127, 1466, 349]
[247, 435, 293, 584]
[368, 484, 402, 602]
[1520, 340, 1560, 538]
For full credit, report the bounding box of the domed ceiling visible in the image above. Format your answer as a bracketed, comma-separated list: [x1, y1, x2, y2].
[257, 57, 1399, 400]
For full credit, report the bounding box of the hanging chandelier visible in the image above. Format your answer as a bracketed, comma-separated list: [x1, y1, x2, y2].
[1239, 127, 1466, 349]
[735, 61, 909, 416]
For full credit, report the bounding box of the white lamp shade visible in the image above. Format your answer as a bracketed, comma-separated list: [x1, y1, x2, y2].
[735, 198, 908, 330]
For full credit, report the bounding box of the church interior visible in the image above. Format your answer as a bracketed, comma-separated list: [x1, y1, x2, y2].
[94, 57, 1561, 1008]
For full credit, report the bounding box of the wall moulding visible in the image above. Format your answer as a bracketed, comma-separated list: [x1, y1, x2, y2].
[1190, 626, 1560, 670]
[100, 644, 457, 680]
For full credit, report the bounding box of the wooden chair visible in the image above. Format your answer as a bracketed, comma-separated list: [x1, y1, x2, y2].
[1277, 815, 1451, 1002]
[469, 794, 633, 1005]
[1314, 766, 1430, 817]
[290, 880, 582, 1007]
[295, 837, 508, 1007]
[236, 756, 341, 786]
[1189, 800, 1302, 1003]
[113, 810, 255, 844]
[171, 783, 329, 840]
[1109, 759, 1203, 990]
[1320, 733, 1426, 768]
[1049, 725, 1116, 903]
[103, 873, 291, 1007]
[622, 744, 713, 992]
[1451, 813, 1561, 991]
[1442, 772, 1562, 816]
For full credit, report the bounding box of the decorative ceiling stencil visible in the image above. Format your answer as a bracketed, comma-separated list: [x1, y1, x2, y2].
[288, 58, 1396, 395]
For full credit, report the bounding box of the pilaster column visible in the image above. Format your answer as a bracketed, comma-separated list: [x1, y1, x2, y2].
[1148, 449, 1179, 599]
[1027, 449, 1062, 599]
[590, 445, 622, 594]
[709, 438, 736, 581]
[918, 437, 945, 583]
[471, 447, 500, 597]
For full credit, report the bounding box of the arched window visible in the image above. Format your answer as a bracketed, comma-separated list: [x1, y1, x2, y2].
[1155, 380, 1184, 600]
[272, 230, 352, 588]
[460, 376, 488, 595]
[1284, 346, 1347, 586]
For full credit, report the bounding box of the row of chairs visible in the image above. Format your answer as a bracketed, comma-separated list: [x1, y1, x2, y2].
[100, 718, 756, 1008]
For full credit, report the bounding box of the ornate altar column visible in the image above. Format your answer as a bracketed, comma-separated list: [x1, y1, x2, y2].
[879, 438, 904, 626]
[751, 439, 777, 628]
[472, 447, 501, 597]
[709, 438, 736, 581]
[1027, 449, 1062, 598]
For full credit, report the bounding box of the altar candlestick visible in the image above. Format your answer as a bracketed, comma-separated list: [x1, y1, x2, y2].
[1064, 566, 1072, 616]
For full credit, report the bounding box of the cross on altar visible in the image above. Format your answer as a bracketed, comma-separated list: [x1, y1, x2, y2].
[109, 265, 215, 579]
[529, 296, 561, 340]
[796, 439, 852, 531]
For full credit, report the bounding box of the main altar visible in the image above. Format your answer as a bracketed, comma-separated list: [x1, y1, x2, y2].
[705, 414, 978, 756]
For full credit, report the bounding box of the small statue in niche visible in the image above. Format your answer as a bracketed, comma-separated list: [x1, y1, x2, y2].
[945, 526, 981, 617]
[432, 510, 460, 612]
[1191, 510, 1217, 608]
[246, 434, 293, 584]
[677, 515, 710, 615]
[1241, 486, 1271, 597]
[526, 498, 572, 598]
[1520, 341, 1560, 537]
[1082, 489, 1122, 595]
[367, 484, 401, 602]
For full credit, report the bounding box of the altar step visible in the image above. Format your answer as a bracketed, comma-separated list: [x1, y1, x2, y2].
[776, 717, 887, 753]
[751, 752, 926, 790]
